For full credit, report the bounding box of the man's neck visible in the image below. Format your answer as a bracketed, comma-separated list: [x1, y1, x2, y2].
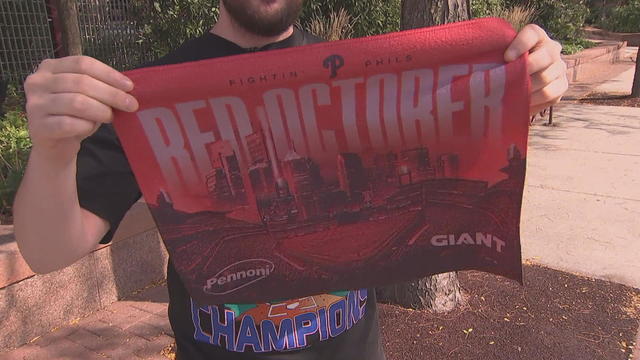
[211, 5, 294, 49]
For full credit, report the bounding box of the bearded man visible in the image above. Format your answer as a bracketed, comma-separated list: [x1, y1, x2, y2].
[15, 1, 568, 359]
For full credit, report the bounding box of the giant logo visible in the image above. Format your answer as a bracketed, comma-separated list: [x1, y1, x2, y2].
[203, 259, 275, 295]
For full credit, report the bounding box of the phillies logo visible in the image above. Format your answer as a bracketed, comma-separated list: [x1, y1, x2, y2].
[323, 54, 345, 78]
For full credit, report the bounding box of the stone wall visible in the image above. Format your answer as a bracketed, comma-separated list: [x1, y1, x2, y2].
[0, 202, 167, 351]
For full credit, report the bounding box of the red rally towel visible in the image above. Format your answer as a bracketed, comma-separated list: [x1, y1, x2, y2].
[113, 18, 530, 304]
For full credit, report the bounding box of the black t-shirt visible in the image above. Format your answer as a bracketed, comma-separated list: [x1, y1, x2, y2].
[76, 28, 385, 360]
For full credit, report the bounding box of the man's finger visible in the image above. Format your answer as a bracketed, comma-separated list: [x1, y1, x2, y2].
[44, 93, 114, 124]
[530, 58, 568, 91]
[47, 73, 139, 113]
[43, 56, 134, 92]
[530, 76, 568, 108]
[504, 24, 549, 62]
[527, 41, 563, 75]
[41, 115, 103, 140]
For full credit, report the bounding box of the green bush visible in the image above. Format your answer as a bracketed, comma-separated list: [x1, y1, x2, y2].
[306, 9, 357, 41]
[500, 0, 588, 42]
[561, 38, 597, 55]
[586, 0, 632, 27]
[471, 0, 505, 18]
[533, 0, 590, 41]
[0, 108, 31, 222]
[300, 0, 401, 38]
[585, 0, 607, 25]
[600, 0, 640, 33]
[132, 0, 220, 58]
[471, 0, 536, 32]
[2, 83, 24, 113]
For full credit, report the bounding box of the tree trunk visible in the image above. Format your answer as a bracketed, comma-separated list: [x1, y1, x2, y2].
[377, 0, 471, 313]
[376, 272, 464, 313]
[55, 0, 83, 56]
[632, 49, 640, 98]
[401, 0, 472, 31]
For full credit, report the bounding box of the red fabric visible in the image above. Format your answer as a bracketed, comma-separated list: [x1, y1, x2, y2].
[113, 18, 530, 304]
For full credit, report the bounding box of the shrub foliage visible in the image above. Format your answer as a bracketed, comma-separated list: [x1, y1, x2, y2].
[0, 87, 31, 221]
[471, 0, 505, 18]
[533, 0, 590, 41]
[474, 0, 590, 41]
[600, 0, 640, 33]
[301, 0, 401, 38]
[306, 8, 357, 41]
[132, 0, 220, 58]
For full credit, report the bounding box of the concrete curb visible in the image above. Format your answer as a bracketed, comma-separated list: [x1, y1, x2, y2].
[562, 41, 627, 84]
[584, 27, 640, 47]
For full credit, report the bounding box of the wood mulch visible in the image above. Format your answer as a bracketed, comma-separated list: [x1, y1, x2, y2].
[160, 267, 638, 360]
[380, 265, 640, 360]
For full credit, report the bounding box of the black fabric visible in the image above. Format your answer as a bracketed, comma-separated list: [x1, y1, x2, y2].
[76, 124, 142, 244]
[76, 27, 384, 360]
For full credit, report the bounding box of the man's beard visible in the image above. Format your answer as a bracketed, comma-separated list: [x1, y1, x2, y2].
[221, 0, 303, 37]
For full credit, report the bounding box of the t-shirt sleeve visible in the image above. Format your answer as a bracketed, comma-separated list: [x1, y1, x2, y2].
[76, 124, 142, 244]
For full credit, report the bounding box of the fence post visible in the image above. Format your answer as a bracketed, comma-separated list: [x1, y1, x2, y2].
[55, 0, 82, 56]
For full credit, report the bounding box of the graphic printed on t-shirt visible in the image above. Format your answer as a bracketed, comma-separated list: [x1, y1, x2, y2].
[190, 290, 367, 352]
[113, 18, 530, 305]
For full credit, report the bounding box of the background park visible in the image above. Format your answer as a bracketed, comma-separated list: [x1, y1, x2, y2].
[0, 0, 639, 358]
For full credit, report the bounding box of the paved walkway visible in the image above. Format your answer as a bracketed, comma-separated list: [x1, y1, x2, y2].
[522, 103, 640, 289]
[2, 284, 174, 360]
[522, 46, 640, 288]
[592, 63, 636, 95]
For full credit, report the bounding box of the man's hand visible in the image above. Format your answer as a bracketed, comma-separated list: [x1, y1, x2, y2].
[504, 24, 569, 116]
[24, 56, 139, 156]
[16, 56, 137, 274]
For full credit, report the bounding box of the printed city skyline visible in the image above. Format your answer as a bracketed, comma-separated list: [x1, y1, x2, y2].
[186, 114, 503, 229]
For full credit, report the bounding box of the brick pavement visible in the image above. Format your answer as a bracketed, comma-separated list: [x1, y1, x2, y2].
[1, 283, 175, 360]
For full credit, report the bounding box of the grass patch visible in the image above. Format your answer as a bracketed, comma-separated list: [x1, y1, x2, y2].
[0, 85, 30, 223]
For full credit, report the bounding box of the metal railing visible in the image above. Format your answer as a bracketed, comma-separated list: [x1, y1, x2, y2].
[77, 0, 153, 71]
[0, 0, 55, 85]
[1, 0, 153, 92]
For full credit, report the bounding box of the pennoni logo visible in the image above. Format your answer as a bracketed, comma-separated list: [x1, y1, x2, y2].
[323, 54, 345, 78]
[203, 259, 275, 295]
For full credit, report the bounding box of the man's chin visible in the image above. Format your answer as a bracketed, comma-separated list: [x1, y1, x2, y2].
[223, 0, 302, 37]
